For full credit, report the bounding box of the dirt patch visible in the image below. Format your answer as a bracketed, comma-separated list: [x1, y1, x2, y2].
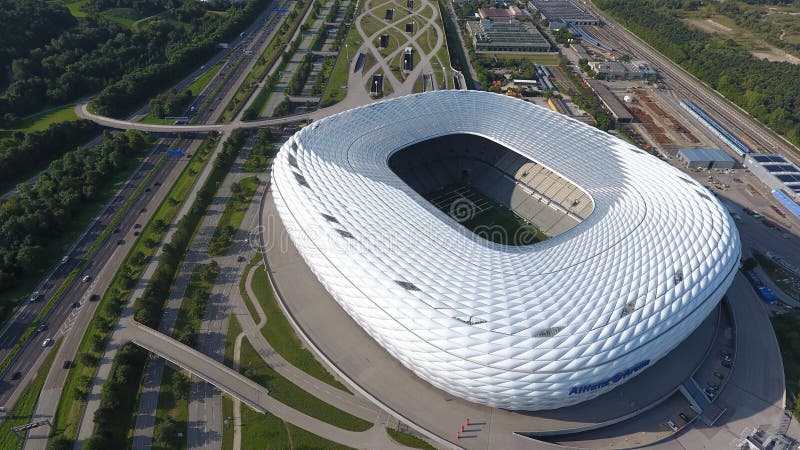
[752, 49, 800, 65]
[684, 17, 734, 35]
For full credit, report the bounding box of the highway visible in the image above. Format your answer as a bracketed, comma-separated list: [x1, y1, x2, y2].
[0, 137, 192, 409]
[581, 2, 800, 165]
[0, 0, 294, 416]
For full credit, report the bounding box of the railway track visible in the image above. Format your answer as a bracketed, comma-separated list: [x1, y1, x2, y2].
[581, 3, 800, 167]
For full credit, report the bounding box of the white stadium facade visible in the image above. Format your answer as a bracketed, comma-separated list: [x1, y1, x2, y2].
[270, 91, 741, 411]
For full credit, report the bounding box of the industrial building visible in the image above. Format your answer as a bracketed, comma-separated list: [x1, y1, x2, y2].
[477, 6, 531, 22]
[528, 0, 599, 25]
[586, 80, 633, 123]
[678, 148, 736, 170]
[271, 91, 739, 411]
[588, 60, 658, 80]
[466, 20, 551, 53]
[745, 153, 800, 199]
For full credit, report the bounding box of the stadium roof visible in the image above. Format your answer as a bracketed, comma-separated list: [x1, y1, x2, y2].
[271, 91, 740, 410]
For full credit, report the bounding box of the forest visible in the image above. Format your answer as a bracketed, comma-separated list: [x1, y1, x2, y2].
[0, 0, 267, 124]
[0, 120, 101, 185]
[0, 130, 151, 293]
[596, 0, 800, 147]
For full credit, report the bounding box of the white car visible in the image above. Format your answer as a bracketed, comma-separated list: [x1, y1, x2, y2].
[29, 291, 41, 303]
[42, 338, 53, 348]
[82, 275, 91, 283]
[61, 256, 69, 264]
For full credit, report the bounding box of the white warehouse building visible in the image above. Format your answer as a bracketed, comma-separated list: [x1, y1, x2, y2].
[270, 91, 741, 411]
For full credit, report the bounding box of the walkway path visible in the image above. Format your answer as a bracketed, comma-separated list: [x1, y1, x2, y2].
[122, 318, 411, 449]
[70, 129, 231, 448]
[130, 140, 251, 449]
[236, 262, 379, 420]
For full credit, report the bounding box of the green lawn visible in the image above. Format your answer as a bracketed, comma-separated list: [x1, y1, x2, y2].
[247, 266, 348, 391]
[387, 428, 436, 449]
[426, 183, 547, 246]
[153, 367, 190, 450]
[102, 7, 143, 28]
[239, 255, 264, 325]
[224, 314, 244, 368]
[0, 104, 79, 132]
[50, 135, 219, 445]
[173, 262, 221, 347]
[0, 339, 61, 448]
[208, 176, 260, 256]
[321, 3, 364, 107]
[188, 59, 226, 96]
[62, 0, 90, 18]
[239, 337, 371, 431]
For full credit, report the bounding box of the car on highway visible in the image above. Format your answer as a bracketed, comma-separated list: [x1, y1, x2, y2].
[72, 301, 81, 308]
[82, 275, 91, 283]
[90, 294, 100, 302]
[37, 322, 47, 332]
[42, 338, 53, 347]
[679, 413, 690, 423]
[666, 420, 678, 432]
[61, 255, 69, 264]
[116, 239, 125, 245]
[29, 291, 42, 303]
[62, 360, 72, 369]
[11, 371, 22, 380]
[721, 359, 732, 368]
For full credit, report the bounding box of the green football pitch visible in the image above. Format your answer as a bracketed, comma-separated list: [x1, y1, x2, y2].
[426, 183, 547, 246]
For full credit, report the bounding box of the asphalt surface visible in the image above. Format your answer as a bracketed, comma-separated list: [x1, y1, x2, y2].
[0, 0, 287, 415]
[0, 138, 190, 408]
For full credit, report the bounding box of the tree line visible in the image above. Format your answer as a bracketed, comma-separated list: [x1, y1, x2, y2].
[0, 120, 101, 187]
[0, 130, 151, 295]
[133, 129, 246, 328]
[0, 0, 268, 124]
[597, 0, 800, 147]
[91, 0, 270, 118]
[0, 0, 77, 80]
[149, 89, 193, 119]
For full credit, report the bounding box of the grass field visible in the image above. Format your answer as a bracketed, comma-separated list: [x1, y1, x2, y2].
[174, 262, 220, 347]
[0, 339, 61, 447]
[61, 0, 90, 18]
[677, 3, 800, 64]
[321, 3, 364, 106]
[0, 104, 80, 133]
[152, 367, 190, 450]
[387, 428, 436, 449]
[426, 184, 547, 246]
[102, 7, 144, 28]
[246, 265, 349, 391]
[239, 336, 371, 431]
[208, 176, 260, 256]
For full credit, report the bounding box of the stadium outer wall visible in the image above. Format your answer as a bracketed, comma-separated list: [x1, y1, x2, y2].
[269, 91, 742, 411]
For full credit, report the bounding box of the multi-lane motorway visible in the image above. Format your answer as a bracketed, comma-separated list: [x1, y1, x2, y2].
[0, 138, 190, 408]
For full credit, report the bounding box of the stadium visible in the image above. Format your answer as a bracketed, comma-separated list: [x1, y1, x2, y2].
[269, 90, 741, 411]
